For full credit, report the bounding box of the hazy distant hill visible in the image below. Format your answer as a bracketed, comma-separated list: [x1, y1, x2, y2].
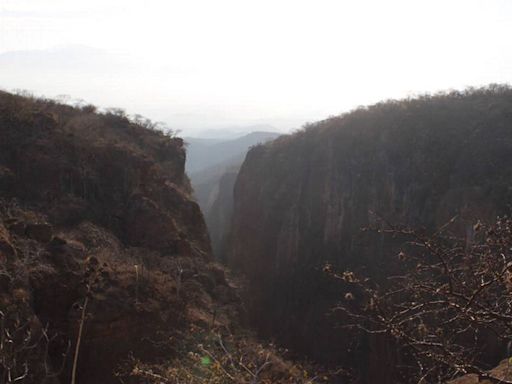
[185, 130, 280, 174]
[190, 124, 279, 140]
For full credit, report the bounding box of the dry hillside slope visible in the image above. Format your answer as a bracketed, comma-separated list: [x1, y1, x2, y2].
[0, 91, 318, 384]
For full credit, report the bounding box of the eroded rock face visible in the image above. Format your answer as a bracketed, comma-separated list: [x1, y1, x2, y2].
[0, 91, 210, 258]
[227, 88, 512, 381]
[205, 168, 239, 259]
[0, 214, 192, 384]
[0, 91, 216, 383]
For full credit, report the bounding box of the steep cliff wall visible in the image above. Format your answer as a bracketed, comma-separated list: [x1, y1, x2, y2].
[0, 91, 211, 256]
[0, 91, 216, 383]
[0, 91, 320, 384]
[187, 131, 280, 258]
[202, 166, 239, 259]
[228, 86, 512, 379]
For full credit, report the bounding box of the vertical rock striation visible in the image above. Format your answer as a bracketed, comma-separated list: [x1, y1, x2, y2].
[227, 86, 512, 380]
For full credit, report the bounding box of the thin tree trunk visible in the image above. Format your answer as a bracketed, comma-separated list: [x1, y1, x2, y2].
[71, 296, 88, 384]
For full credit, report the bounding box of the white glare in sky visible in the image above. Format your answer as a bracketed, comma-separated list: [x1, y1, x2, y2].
[0, 0, 511, 135]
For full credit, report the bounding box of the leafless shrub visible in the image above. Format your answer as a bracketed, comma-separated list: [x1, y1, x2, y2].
[330, 215, 512, 383]
[0, 309, 69, 383]
[70, 256, 106, 384]
[118, 326, 323, 384]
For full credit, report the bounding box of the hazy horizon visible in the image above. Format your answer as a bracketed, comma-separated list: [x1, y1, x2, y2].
[1, 0, 512, 136]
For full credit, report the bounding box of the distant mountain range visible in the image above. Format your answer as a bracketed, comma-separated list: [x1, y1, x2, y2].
[185, 131, 280, 174]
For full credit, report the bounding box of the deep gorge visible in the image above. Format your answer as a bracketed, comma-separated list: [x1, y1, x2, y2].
[2, 85, 512, 383]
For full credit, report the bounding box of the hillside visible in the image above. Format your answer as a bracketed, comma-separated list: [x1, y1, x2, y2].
[0, 91, 316, 384]
[227, 85, 512, 383]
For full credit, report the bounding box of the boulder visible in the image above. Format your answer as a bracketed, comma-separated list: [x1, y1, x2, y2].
[26, 222, 53, 243]
[7, 220, 26, 236]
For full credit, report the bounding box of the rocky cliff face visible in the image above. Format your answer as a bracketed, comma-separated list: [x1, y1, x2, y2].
[0, 91, 320, 384]
[0, 91, 210, 256]
[202, 167, 239, 260]
[227, 86, 512, 380]
[0, 91, 217, 383]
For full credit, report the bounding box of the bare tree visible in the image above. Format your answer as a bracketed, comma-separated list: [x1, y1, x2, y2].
[328, 215, 512, 383]
[0, 310, 69, 383]
[70, 256, 105, 384]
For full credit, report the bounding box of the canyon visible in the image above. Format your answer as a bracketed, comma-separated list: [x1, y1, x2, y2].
[2, 85, 512, 383]
[0, 91, 314, 383]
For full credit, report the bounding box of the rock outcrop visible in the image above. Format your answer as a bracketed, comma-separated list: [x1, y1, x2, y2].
[227, 85, 512, 382]
[0, 91, 215, 383]
[0, 92, 210, 256]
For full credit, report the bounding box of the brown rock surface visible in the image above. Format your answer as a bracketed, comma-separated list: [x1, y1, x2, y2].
[26, 222, 53, 242]
[0, 91, 217, 383]
[227, 87, 512, 382]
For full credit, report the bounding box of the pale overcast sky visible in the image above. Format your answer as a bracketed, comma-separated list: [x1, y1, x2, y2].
[1, 0, 512, 136]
